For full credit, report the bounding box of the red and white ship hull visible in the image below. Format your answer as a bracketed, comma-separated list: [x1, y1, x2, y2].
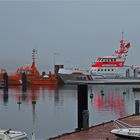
[58, 68, 140, 84]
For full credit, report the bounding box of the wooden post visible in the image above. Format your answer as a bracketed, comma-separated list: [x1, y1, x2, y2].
[3, 72, 8, 90]
[22, 72, 27, 92]
[135, 100, 139, 115]
[3, 89, 8, 105]
[77, 84, 89, 130]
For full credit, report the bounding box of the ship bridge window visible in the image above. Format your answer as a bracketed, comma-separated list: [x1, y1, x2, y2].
[111, 58, 116, 62]
[103, 58, 110, 62]
[105, 69, 107, 71]
[101, 69, 103, 71]
[100, 59, 103, 62]
[108, 69, 110, 71]
[98, 69, 100, 71]
[112, 69, 114, 71]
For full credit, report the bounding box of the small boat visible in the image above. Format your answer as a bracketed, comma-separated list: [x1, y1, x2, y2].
[0, 129, 28, 140]
[111, 120, 140, 139]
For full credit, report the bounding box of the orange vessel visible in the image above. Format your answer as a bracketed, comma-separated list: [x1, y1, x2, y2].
[8, 49, 57, 86]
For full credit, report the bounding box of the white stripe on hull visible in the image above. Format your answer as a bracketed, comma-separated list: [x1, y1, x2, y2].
[58, 73, 140, 84]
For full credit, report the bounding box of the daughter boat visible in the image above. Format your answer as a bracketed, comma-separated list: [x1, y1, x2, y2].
[111, 120, 140, 139]
[0, 129, 28, 140]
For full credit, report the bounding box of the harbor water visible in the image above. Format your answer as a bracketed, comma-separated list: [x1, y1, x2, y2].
[0, 84, 139, 139]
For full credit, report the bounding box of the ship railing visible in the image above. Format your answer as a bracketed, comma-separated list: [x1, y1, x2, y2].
[65, 68, 89, 73]
[94, 76, 140, 80]
[117, 77, 140, 79]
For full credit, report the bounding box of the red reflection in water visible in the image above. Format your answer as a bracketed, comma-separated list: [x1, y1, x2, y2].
[94, 92, 125, 117]
[0, 85, 58, 123]
[16, 85, 58, 103]
[0, 85, 57, 106]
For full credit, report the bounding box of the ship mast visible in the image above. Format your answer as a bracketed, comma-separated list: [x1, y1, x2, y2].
[116, 32, 126, 54]
[122, 32, 124, 41]
[31, 49, 37, 69]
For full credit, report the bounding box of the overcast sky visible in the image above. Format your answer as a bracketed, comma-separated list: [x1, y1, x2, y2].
[0, 0, 140, 73]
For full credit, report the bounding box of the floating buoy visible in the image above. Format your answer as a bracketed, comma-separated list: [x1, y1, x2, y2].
[90, 93, 94, 99]
[100, 89, 103, 93]
[101, 92, 104, 96]
[123, 91, 126, 95]
[100, 89, 104, 96]
[17, 101, 22, 104]
[32, 100, 36, 105]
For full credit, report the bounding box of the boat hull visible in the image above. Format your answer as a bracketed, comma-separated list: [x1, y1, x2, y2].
[7, 73, 57, 86]
[114, 133, 140, 139]
[58, 73, 140, 85]
[8, 79, 22, 86]
[27, 78, 57, 85]
[111, 128, 140, 140]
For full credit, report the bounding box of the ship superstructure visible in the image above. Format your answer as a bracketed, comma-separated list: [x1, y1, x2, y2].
[90, 33, 131, 78]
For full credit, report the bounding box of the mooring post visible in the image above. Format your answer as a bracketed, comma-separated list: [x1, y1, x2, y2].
[22, 72, 27, 92]
[3, 89, 8, 105]
[77, 84, 89, 130]
[135, 100, 140, 115]
[2, 72, 9, 105]
[3, 72, 8, 90]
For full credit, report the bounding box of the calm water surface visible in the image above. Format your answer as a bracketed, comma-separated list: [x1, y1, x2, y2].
[0, 84, 139, 139]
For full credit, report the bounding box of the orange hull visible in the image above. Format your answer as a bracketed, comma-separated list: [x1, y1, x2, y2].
[8, 73, 57, 86]
[8, 79, 22, 86]
[0, 74, 3, 81]
[27, 78, 57, 85]
[7, 77, 57, 86]
[27, 73, 58, 85]
[8, 74, 22, 86]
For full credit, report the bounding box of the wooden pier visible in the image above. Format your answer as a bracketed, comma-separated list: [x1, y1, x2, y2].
[49, 115, 140, 140]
